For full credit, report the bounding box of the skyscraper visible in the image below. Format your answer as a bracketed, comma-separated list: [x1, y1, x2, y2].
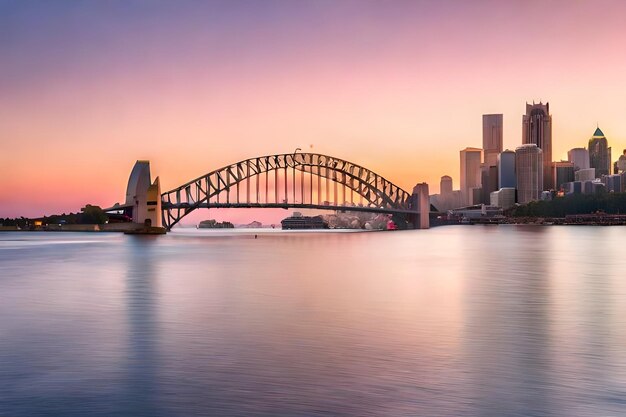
[522, 102, 552, 191]
[497, 150, 516, 189]
[552, 161, 575, 191]
[460, 147, 482, 206]
[440, 175, 453, 195]
[588, 127, 611, 178]
[483, 114, 503, 167]
[567, 147, 590, 171]
[480, 165, 499, 204]
[614, 150, 626, 174]
[515, 144, 543, 204]
[431, 175, 461, 211]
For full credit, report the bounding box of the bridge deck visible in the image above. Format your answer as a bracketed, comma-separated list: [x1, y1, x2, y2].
[162, 202, 418, 215]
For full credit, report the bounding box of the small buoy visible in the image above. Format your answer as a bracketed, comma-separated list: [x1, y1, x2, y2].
[254, 234, 258, 239]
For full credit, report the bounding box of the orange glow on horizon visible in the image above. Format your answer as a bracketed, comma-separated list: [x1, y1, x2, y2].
[2, 1, 626, 220]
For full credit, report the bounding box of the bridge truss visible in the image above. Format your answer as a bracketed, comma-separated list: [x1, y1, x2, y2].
[161, 153, 417, 230]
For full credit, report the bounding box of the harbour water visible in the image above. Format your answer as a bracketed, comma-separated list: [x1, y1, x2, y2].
[1, 226, 626, 416]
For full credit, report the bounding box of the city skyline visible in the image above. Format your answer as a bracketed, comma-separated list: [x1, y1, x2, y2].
[2, 1, 626, 223]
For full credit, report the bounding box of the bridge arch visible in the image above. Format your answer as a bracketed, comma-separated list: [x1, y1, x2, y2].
[160, 153, 417, 230]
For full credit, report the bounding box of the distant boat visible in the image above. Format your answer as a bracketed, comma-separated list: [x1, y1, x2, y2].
[281, 214, 328, 230]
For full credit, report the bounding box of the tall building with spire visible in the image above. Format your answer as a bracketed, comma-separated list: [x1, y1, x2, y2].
[588, 127, 611, 178]
[522, 102, 552, 191]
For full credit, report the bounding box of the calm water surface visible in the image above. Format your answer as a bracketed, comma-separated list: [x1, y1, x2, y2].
[1, 226, 626, 416]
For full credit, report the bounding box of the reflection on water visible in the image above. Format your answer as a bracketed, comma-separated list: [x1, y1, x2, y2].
[124, 236, 159, 416]
[1, 227, 626, 416]
[464, 227, 553, 416]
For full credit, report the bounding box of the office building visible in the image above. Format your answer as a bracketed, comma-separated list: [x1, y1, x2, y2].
[568, 147, 590, 170]
[615, 150, 626, 174]
[498, 150, 516, 189]
[430, 175, 462, 211]
[589, 127, 611, 178]
[515, 144, 543, 204]
[564, 181, 582, 195]
[575, 168, 596, 182]
[552, 161, 575, 191]
[603, 174, 622, 193]
[522, 102, 552, 190]
[470, 187, 482, 206]
[460, 147, 482, 206]
[480, 165, 499, 205]
[490, 188, 516, 210]
[584, 181, 606, 194]
[483, 114, 503, 167]
[440, 175, 453, 195]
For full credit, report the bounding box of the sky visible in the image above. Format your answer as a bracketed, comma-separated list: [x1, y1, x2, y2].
[2, 0, 626, 223]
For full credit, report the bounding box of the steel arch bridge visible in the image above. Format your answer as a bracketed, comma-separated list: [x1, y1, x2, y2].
[160, 152, 420, 230]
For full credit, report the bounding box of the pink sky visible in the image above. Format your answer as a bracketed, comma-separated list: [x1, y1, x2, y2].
[2, 1, 626, 223]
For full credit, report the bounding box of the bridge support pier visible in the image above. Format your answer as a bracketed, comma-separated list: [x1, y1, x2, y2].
[409, 182, 430, 229]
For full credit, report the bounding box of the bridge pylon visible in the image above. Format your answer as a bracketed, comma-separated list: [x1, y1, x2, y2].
[409, 182, 430, 229]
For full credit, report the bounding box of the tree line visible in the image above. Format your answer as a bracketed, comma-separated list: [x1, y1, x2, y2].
[1, 205, 108, 227]
[509, 193, 626, 218]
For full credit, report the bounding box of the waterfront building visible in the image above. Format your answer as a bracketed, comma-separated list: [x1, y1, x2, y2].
[483, 114, 503, 167]
[568, 147, 590, 170]
[515, 144, 543, 204]
[591, 181, 606, 194]
[460, 147, 482, 206]
[490, 187, 516, 210]
[522, 102, 552, 190]
[124, 160, 162, 227]
[540, 191, 553, 200]
[552, 161, 575, 191]
[575, 168, 595, 182]
[572, 179, 606, 195]
[448, 205, 503, 220]
[588, 127, 611, 178]
[602, 174, 622, 193]
[145, 177, 162, 227]
[564, 181, 582, 194]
